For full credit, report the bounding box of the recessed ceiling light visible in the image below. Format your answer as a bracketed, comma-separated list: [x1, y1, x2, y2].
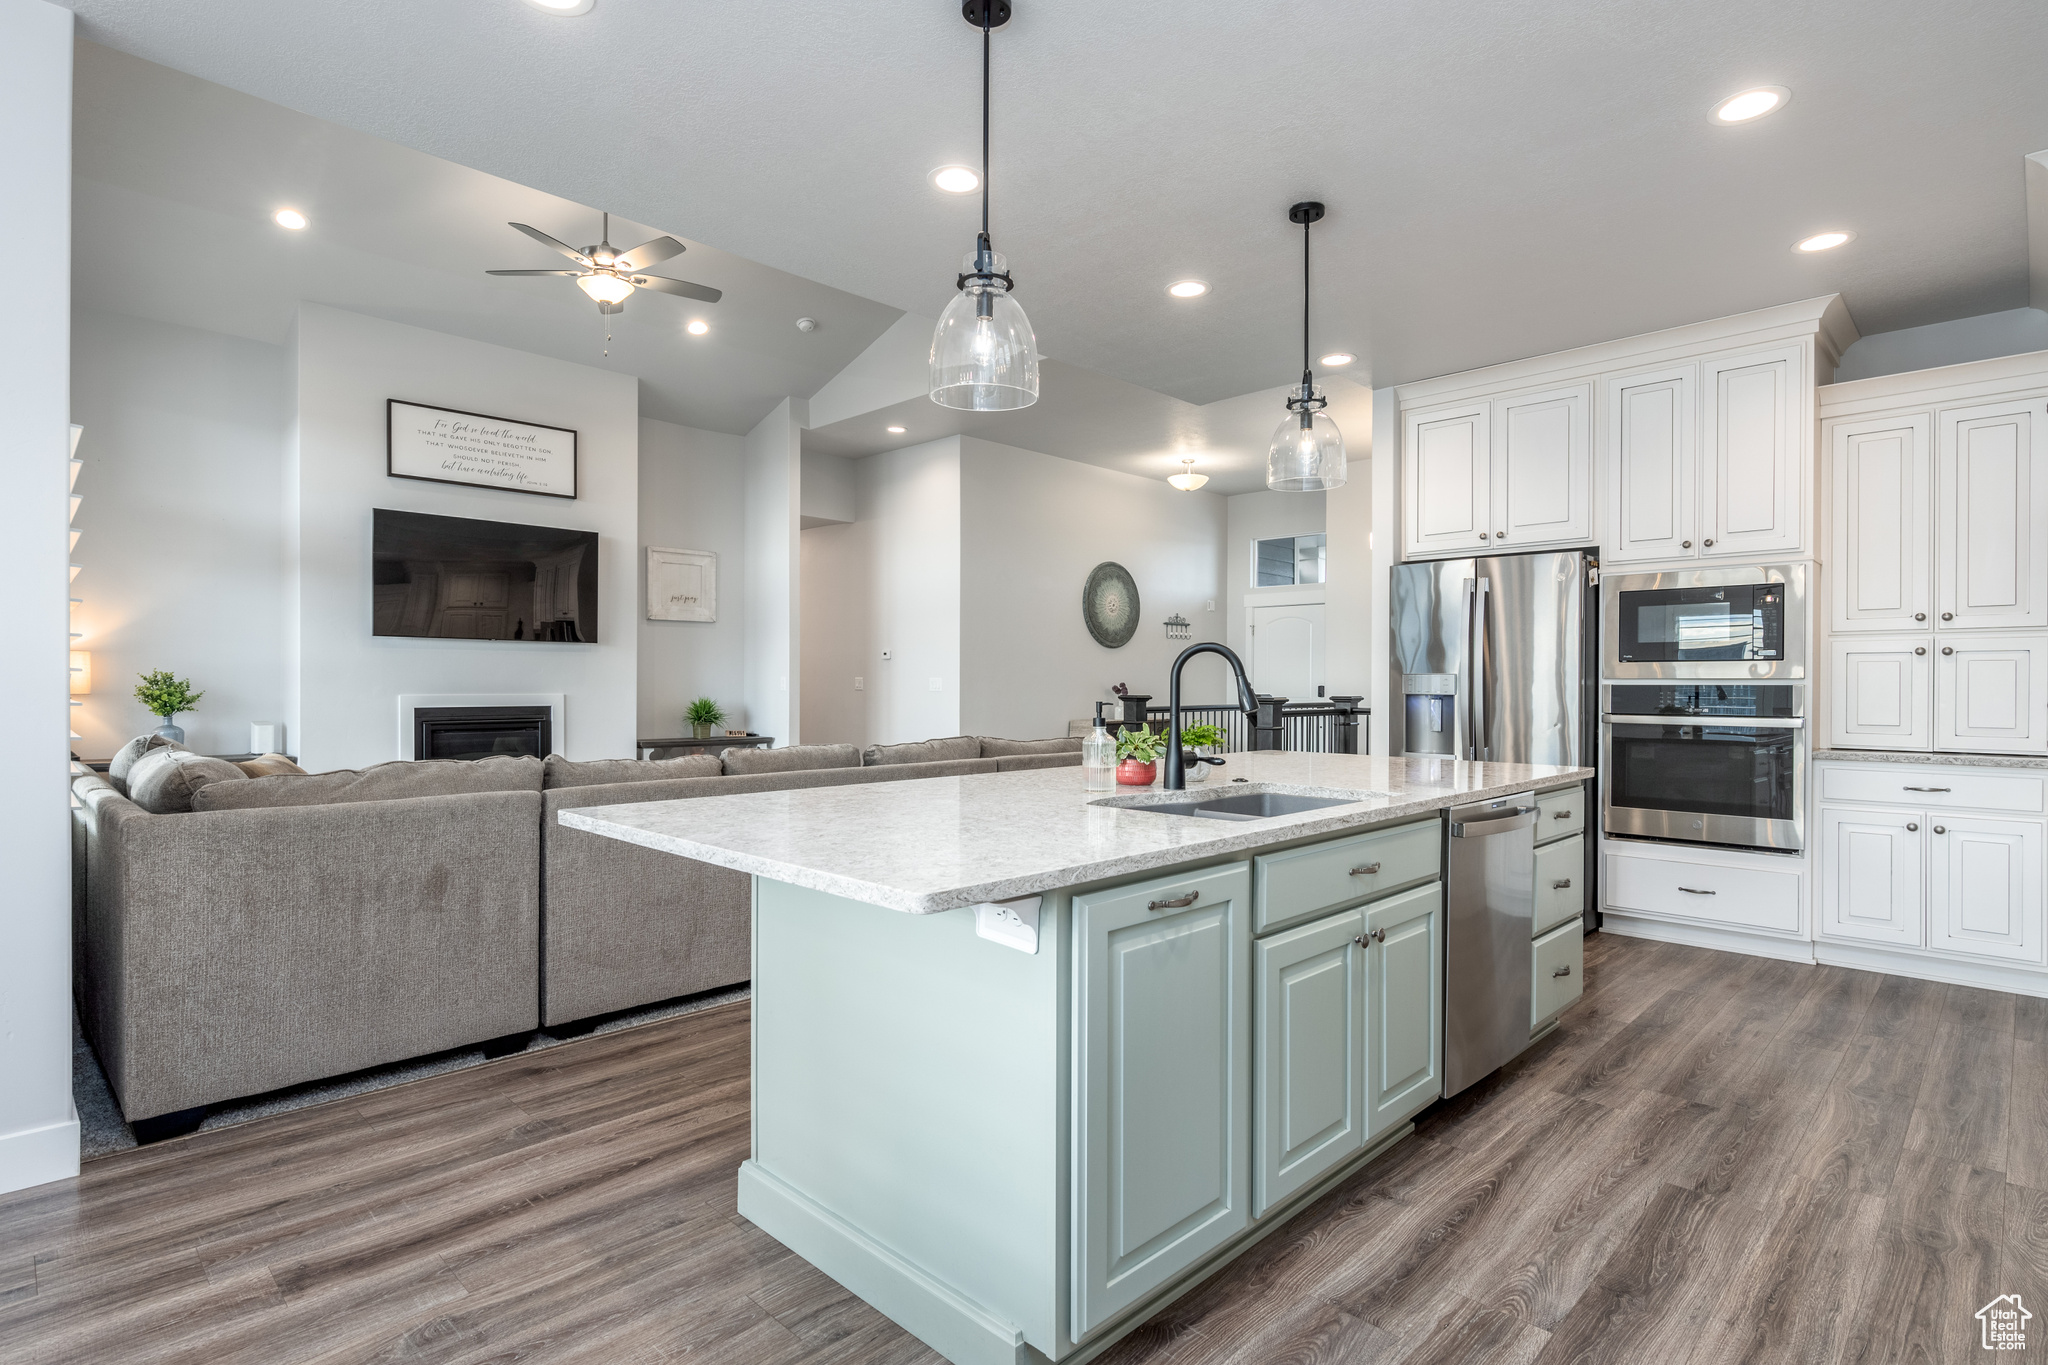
[886, 425, 907, 434]
[1167, 279, 1209, 299]
[930, 165, 979, 194]
[1319, 352, 1354, 367]
[274, 208, 307, 230]
[1711, 86, 1790, 124]
[523, 0, 594, 14]
[686, 319, 709, 335]
[1795, 230, 1854, 252]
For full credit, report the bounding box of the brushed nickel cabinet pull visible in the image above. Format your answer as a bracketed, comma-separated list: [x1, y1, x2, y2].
[1373, 927, 1387, 943]
[1677, 886, 1716, 895]
[1914, 647, 1927, 655]
[1942, 611, 1954, 621]
[1349, 862, 1382, 876]
[1903, 786, 1950, 792]
[1907, 823, 1919, 832]
[1552, 965, 1573, 978]
[1703, 538, 1715, 548]
[1934, 825, 1947, 835]
[1148, 891, 1198, 911]
[1553, 878, 1573, 890]
[1915, 613, 1927, 621]
[1681, 540, 1692, 549]
[1942, 646, 1955, 656]
[1553, 809, 1572, 819]
[1354, 934, 1370, 948]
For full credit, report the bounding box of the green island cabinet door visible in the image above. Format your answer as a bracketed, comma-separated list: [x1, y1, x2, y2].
[1365, 882, 1445, 1135]
[1253, 907, 1367, 1217]
[1073, 861, 1252, 1341]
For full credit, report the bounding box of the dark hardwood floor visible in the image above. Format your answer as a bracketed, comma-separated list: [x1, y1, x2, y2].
[2, 933, 2038, 1364]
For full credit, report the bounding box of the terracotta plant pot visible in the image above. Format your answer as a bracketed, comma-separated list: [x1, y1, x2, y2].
[1116, 759, 1157, 786]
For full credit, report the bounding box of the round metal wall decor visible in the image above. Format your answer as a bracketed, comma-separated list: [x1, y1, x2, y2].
[1082, 561, 1140, 648]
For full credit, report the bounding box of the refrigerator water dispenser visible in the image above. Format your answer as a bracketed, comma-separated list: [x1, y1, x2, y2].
[1402, 673, 1457, 755]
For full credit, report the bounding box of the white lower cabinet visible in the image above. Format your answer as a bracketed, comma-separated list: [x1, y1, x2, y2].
[1819, 807, 1925, 947]
[1929, 816, 2044, 962]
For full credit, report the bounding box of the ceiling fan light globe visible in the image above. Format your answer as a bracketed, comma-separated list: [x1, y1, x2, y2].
[576, 272, 635, 305]
[1267, 409, 1346, 492]
[929, 280, 1039, 411]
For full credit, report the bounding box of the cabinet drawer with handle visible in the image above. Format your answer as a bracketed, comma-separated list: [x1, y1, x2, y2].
[1535, 787, 1585, 844]
[1533, 835, 1585, 937]
[1253, 818, 1441, 935]
[1532, 919, 1583, 1028]
[1817, 763, 2046, 814]
[1603, 852, 1802, 933]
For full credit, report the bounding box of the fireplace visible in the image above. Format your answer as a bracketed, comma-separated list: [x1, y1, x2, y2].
[413, 705, 552, 761]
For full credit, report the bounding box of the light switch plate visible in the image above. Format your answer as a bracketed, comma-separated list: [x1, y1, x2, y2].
[854, 677, 864, 691]
[973, 895, 1041, 954]
[928, 677, 943, 692]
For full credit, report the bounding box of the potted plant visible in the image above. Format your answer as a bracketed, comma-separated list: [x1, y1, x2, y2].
[1115, 725, 1166, 786]
[685, 696, 726, 740]
[134, 670, 204, 744]
[1178, 722, 1227, 783]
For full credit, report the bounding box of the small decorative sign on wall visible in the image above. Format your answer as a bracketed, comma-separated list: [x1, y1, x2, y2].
[648, 547, 717, 622]
[387, 400, 578, 499]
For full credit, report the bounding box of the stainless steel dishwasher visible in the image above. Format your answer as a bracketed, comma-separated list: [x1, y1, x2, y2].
[1443, 791, 1537, 1097]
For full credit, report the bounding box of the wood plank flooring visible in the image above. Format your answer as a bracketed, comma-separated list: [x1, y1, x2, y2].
[1, 933, 2038, 1364]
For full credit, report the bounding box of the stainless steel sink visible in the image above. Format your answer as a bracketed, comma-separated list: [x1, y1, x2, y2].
[1136, 791, 1360, 822]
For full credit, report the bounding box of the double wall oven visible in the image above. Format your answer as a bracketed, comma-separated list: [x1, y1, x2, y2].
[1600, 564, 1808, 853]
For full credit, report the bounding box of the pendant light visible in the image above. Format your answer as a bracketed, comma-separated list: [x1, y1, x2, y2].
[1267, 201, 1346, 491]
[929, 0, 1039, 412]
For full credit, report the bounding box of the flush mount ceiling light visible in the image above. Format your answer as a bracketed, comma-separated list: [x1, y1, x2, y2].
[1795, 230, 1855, 252]
[274, 208, 308, 230]
[929, 0, 1039, 412]
[522, 0, 594, 14]
[487, 212, 721, 316]
[1267, 202, 1346, 492]
[886, 425, 908, 434]
[1319, 351, 1354, 367]
[1167, 458, 1209, 492]
[930, 165, 980, 194]
[1710, 85, 1790, 124]
[1167, 279, 1209, 299]
[686, 319, 709, 335]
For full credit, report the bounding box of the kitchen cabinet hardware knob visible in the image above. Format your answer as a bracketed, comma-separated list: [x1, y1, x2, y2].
[1373, 927, 1387, 943]
[1349, 862, 1382, 876]
[1553, 878, 1573, 890]
[1681, 540, 1692, 549]
[1903, 786, 1950, 792]
[1147, 891, 1198, 911]
[1497, 531, 1507, 539]
[1677, 886, 1716, 895]
[1552, 965, 1573, 978]
[1479, 532, 1490, 541]
[1906, 823, 1919, 832]
[1915, 613, 1927, 621]
[1934, 825, 1947, 835]
[1942, 612, 1954, 621]
[1703, 538, 1715, 548]
[1942, 646, 1954, 655]
[1354, 934, 1370, 948]
[1914, 647, 1927, 655]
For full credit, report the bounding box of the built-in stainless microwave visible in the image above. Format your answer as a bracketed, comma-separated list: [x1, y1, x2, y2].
[1602, 563, 1807, 681]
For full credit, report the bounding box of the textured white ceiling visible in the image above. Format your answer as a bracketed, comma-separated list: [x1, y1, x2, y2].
[63, 0, 2048, 407]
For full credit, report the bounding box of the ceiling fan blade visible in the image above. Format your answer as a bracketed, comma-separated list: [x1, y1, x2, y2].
[508, 222, 594, 267]
[486, 268, 586, 277]
[630, 275, 722, 303]
[614, 236, 685, 272]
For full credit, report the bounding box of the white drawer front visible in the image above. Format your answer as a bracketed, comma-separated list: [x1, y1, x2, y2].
[1817, 764, 2047, 814]
[1603, 852, 1802, 934]
[1535, 787, 1585, 844]
[1533, 836, 1585, 937]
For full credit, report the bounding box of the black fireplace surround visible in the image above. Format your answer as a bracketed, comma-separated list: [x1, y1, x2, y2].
[413, 706, 551, 762]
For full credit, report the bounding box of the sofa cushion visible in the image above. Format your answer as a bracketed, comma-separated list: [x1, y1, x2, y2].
[978, 736, 1084, 757]
[543, 753, 722, 789]
[125, 748, 248, 814]
[862, 736, 980, 766]
[192, 754, 543, 811]
[721, 743, 862, 775]
[107, 734, 182, 795]
[235, 753, 306, 779]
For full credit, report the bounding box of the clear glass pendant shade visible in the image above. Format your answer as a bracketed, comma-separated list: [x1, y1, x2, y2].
[930, 249, 1040, 411]
[1267, 400, 1347, 492]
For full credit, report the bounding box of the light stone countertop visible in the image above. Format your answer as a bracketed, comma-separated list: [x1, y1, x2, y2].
[560, 751, 1593, 915]
[1813, 749, 2048, 770]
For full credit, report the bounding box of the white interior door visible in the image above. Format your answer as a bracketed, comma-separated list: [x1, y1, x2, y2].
[1250, 604, 1325, 703]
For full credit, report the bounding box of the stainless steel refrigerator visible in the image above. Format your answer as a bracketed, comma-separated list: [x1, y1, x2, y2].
[1391, 549, 1598, 1096]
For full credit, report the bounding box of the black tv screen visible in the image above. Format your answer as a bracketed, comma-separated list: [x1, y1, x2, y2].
[373, 509, 598, 643]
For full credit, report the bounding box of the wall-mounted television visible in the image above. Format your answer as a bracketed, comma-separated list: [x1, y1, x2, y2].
[372, 508, 598, 643]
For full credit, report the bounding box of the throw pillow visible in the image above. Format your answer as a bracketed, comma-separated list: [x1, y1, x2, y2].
[978, 736, 1085, 757]
[125, 748, 248, 814]
[235, 753, 307, 778]
[107, 733, 183, 795]
[861, 736, 981, 766]
[720, 743, 862, 775]
[193, 754, 543, 811]
[542, 753, 722, 789]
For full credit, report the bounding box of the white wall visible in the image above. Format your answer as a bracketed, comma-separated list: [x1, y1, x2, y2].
[800, 517, 870, 746]
[69, 309, 289, 758]
[0, 0, 79, 1195]
[1364, 386, 1400, 755]
[639, 417, 746, 737]
[1833, 307, 2048, 383]
[800, 450, 855, 526]
[960, 437, 1227, 738]
[743, 399, 802, 743]
[1225, 490, 1326, 663]
[291, 304, 639, 770]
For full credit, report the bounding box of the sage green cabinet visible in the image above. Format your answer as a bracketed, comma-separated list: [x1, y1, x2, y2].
[1252, 908, 1365, 1217]
[1366, 883, 1445, 1135]
[1073, 861, 1252, 1341]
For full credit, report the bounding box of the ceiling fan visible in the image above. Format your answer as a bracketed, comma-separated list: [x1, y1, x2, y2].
[486, 213, 723, 314]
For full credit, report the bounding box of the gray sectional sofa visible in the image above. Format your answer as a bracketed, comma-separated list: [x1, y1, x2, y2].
[71, 735, 1081, 1129]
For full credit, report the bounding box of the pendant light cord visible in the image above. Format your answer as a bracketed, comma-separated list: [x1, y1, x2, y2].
[1301, 218, 1311, 387]
[980, 10, 992, 244]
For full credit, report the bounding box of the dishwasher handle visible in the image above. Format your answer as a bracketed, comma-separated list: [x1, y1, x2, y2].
[1449, 806, 1536, 838]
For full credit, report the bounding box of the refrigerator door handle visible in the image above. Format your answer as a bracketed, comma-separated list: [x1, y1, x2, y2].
[1469, 577, 1490, 762]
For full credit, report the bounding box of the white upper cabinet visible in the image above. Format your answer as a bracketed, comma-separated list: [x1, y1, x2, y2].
[1934, 634, 2048, 753]
[1828, 414, 1933, 632]
[1490, 384, 1593, 549]
[1937, 399, 2048, 631]
[1830, 636, 1934, 751]
[1699, 344, 1806, 559]
[1605, 367, 1696, 563]
[1404, 402, 1491, 558]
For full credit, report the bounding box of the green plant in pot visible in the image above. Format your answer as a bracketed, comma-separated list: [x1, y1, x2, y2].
[1114, 725, 1166, 787]
[134, 670, 204, 745]
[685, 696, 726, 740]
[1179, 721, 1227, 783]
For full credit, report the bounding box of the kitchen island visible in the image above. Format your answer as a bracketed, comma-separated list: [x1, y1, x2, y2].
[562, 751, 1591, 1365]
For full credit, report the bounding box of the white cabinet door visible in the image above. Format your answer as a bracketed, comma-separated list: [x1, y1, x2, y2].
[1819, 807, 1925, 947]
[1699, 344, 1805, 559]
[1934, 635, 2048, 754]
[1403, 402, 1492, 559]
[1829, 413, 1933, 632]
[1928, 816, 2044, 963]
[1829, 636, 1933, 751]
[1604, 366, 1696, 564]
[1937, 399, 2048, 631]
[1491, 383, 1592, 549]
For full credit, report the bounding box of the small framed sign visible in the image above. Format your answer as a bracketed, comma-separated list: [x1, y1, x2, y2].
[648, 547, 716, 622]
[387, 399, 578, 499]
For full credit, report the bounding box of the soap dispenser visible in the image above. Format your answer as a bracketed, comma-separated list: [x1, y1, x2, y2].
[1082, 704, 1116, 793]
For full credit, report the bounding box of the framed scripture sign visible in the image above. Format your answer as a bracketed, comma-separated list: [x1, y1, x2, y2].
[387, 400, 578, 499]
[648, 547, 716, 621]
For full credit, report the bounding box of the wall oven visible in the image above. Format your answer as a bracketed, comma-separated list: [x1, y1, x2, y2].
[1602, 563, 1807, 681]
[1601, 683, 1805, 852]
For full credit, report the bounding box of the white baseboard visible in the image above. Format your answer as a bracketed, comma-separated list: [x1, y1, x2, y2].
[1814, 940, 2048, 997]
[1600, 913, 1818, 963]
[0, 1111, 80, 1196]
